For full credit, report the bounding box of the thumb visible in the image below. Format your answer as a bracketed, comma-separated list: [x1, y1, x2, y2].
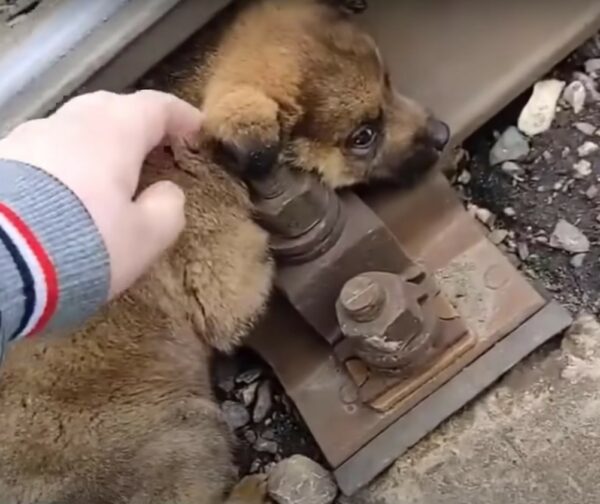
[133, 180, 186, 263]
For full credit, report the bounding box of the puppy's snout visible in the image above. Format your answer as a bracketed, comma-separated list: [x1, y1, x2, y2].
[425, 117, 450, 151]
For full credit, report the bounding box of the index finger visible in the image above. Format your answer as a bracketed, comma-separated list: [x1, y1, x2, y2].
[124, 90, 204, 152]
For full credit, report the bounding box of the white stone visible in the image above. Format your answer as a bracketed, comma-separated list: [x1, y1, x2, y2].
[268, 456, 338, 504]
[575, 122, 596, 135]
[574, 71, 600, 102]
[578, 141, 599, 157]
[489, 126, 530, 165]
[489, 229, 509, 245]
[501, 161, 525, 177]
[563, 81, 587, 114]
[468, 204, 495, 227]
[457, 170, 472, 184]
[571, 253, 587, 268]
[585, 58, 600, 76]
[518, 79, 566, 136]
[573, 159, 592, 178]
[550, 219, 590, 254]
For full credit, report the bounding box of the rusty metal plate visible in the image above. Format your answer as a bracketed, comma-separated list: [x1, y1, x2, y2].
[250, 170, 547, 466]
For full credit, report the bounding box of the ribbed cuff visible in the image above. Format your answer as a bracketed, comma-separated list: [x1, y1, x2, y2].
[0, 160, 109, 353]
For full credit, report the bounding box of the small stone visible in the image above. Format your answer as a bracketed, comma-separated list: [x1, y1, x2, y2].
[253, 381, 273, 424]
[250, 460, 262, 474]
[550, 219, 590, 254]
[214, 359, 238, 395]
[575, 122, 597, 135]
[574, 71, 600, 102]
[542, 150, 553, 161]
[597, 214, 600, 223]
[457, 170, 471, 185]
[489, 229, 509, 245]
[489, 126, 530, 166]
[254, 437, 279, 455]
[518, 79, 565, 135]
[562, 146, 572, 158]
[586, 185, 599, 199]
[217, 376, 235, 395]
[268, 456, 338, 504]
[222, 401, 250, 430]
[585, 58, 600, 76]
[264, 462, 277, 474]
[518, 242, 530, 261]
[503, 207, 516, 218]
[562, 80, 587, 114]
[236, 368, 263, 385]
[476, 208, 494, 226]
[244, 429, 258, 444]
[468, 204, 495, 228]
[571, 253, 587, 268]
[553, 181, 564, 191]
[240, 381, 259, 407]
[574, 159, 593, 178]
[501, 161, 525, 177]
[578, 141, 599, 157]
[261, 428, 276, 441]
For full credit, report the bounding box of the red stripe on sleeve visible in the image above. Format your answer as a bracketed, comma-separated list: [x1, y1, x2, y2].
[0, 203, 59, 337]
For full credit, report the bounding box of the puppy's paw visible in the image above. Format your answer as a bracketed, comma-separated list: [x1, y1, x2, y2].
[226, 474, 269, 504]
[203, 87, 281, 180]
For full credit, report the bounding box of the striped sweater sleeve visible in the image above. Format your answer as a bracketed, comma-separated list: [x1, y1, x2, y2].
[0, 160, 109, 360]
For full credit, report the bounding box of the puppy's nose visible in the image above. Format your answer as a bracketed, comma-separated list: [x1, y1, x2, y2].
[425, 118, 450, 151]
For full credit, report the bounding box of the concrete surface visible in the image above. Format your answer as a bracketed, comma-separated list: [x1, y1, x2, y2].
[355, 313, 600, 504]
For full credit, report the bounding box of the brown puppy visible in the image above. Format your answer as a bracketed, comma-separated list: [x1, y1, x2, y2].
[0, 1, 448, 503]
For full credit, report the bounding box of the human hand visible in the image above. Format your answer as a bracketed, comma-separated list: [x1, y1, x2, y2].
[0, 90, 202, 298]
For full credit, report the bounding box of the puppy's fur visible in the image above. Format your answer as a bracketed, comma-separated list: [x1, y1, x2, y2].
[0, 1, 446, 503]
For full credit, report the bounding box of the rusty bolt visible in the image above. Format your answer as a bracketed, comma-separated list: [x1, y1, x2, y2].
[340, 274, 386, 322]
[252, 168, 331, 239]
[336, 271, 435, 372]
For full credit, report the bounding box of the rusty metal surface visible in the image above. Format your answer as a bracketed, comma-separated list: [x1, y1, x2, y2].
[249, 170, 547, 468]
[361, 0, 600, 145]
[334, 300, 572, 496]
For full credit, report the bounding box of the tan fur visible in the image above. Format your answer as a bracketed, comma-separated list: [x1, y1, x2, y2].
[0, 1, 445, 503]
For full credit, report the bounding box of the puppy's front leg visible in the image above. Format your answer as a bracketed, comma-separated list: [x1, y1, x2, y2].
[203, 86, 281, 179]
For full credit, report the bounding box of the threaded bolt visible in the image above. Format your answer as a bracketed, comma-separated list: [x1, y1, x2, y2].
[340, 274, 386, 322]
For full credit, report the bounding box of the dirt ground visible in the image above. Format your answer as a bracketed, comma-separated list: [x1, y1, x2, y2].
[461, 39, 600, 315]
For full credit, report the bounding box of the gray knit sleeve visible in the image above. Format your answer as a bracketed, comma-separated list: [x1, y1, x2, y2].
[0, 160, 110, 360]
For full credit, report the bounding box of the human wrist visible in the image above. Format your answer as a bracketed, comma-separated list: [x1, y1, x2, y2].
[0, 159, 109, 343]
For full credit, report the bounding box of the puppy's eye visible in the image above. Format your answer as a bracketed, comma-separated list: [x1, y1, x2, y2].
[348, 124, 378, 152]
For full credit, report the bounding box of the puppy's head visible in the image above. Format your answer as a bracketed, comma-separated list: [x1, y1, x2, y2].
[286, 9, 449, 188]
[203, 0, 449, 189]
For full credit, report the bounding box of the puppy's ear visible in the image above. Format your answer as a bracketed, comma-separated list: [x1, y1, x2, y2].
[323, 0, 368, 15]
[203, 87, 282, 180]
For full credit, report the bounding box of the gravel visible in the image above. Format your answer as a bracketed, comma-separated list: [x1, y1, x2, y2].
[268, 455, 338, 504]
[517, 79, 565, 135]
[489, 126, 530, 165]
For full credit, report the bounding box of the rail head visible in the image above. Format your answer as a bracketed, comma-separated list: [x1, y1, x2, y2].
[0, 0, 229, 137]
